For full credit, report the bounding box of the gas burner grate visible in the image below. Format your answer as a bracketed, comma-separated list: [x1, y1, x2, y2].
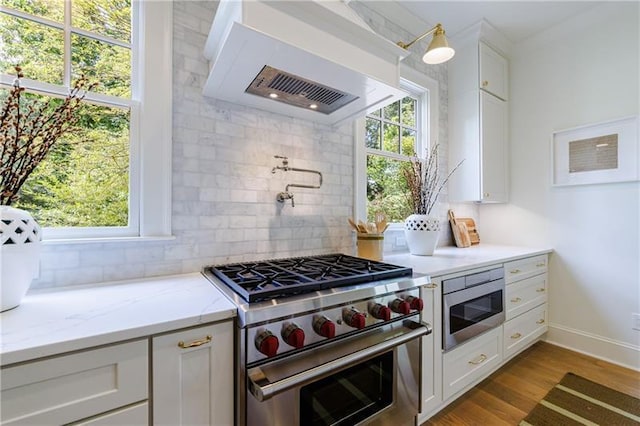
[206, 254, 412, 303]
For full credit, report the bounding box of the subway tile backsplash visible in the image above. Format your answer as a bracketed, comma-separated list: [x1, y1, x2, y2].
[31, 1, 471, 289]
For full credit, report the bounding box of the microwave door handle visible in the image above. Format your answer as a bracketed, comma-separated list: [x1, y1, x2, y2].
[248, 321, 431, 402]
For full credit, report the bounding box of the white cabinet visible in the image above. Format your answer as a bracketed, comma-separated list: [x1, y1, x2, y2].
[420, 280, 442, 415]
[442, 327, 502, 401]
[503, 304, 547, 360]
[152, 321, 234, 426]
[479, 42, 508, 101]
[503, 254, 549, 361]
[0, 340, 148, 426]
[449, 25, 509, 203]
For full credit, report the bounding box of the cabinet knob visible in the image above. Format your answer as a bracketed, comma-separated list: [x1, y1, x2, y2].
[482, 80, 489, 87]
[425, 283, 438, 289]
[536, 319, 545, 325]
[510, 297, 522, 303]
[483, 192, 490, 198]
[536, 288, 546, 293]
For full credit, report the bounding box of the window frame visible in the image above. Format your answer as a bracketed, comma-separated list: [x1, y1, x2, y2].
[0, 0, 172, 242]
[354, 64, 439, 228]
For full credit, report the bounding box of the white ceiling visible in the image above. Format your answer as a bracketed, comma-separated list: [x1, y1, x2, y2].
[385, 1, 606, 44]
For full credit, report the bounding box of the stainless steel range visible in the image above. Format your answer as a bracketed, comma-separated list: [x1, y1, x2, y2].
[203, 253, 433, 426]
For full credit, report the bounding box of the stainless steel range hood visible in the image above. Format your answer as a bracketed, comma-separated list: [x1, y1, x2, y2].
[202, 0, 408, 126]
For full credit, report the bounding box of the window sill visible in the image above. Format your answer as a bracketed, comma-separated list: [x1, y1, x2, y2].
[42, 235, 176, 246]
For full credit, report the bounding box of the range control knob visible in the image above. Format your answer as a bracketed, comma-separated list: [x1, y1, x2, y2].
[313, 316, 336, 339]
[405, 295, 424, 312]
[281, 323, 305, 349]
[255, 330, 279, 358]
[343, 308, 366, 329]
[389, 298, 411, 315]
[369, 303, 392, 321]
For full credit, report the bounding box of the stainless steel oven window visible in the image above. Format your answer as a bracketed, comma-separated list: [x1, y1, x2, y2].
[449, 289, 503, 334]
[299, 351, 394, 426]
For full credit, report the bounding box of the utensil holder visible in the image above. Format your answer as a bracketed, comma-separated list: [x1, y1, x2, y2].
[356, 232, 384, 261]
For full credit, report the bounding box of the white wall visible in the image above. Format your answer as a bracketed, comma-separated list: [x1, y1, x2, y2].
[480, 3, 640, 369]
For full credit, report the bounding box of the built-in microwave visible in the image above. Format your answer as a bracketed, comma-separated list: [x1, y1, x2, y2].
[442, 267, 505, 351]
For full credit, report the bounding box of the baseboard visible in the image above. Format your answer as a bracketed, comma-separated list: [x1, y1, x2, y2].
[545, 323, 640, 371]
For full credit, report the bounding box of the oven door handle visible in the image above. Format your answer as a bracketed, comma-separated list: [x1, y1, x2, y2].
[248, 320, 431, 402]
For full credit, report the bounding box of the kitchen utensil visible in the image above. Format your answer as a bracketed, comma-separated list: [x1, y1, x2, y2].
[356, 220, 368, 233]
[347, 218, 359, 232]
[374, 212, 387, 233]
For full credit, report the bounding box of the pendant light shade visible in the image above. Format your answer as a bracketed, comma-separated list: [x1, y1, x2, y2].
[397, 23, 455, 65]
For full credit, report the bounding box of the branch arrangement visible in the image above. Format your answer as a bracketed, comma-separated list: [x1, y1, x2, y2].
[0, 67, 97, 205]
[403, 143, 464, 216]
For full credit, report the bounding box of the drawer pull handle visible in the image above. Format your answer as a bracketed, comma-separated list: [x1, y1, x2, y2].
[510, 333, 522, 340]
[178, 335, 212, 349]
[510, 297, 522, 303]
[425, 283, 438, 289]
[536, 263, 546, 267]
[536, 319, 545, 325]
[468, 354, 488, 365]
[510, 269, 521, 274]
[536, 288, 546, 293]
[482, 80, 489, 87]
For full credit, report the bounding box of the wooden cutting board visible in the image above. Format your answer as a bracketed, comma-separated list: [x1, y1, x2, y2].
[448, 210, 471, 248]
[456, 217, 480, 245]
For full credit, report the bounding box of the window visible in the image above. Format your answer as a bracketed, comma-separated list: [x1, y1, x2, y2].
[365, 94, 420, 222]
[0, 0, 171, 241]
[355, 66, 439, 225]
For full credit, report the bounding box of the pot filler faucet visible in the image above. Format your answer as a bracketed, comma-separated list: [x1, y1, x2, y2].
[271, 156, 323, 207]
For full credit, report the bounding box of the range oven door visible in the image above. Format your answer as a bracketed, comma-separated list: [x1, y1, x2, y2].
[443, 278, 505, 351]
[245, 320, 430, 426]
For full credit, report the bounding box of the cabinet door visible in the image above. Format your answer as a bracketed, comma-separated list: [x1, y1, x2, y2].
[479, 42, 508, 100]
[420, 279, 442, 417]
[153, 322, 234, 426]
[1, 340, 148, 426]
[480, 91, 508, 202]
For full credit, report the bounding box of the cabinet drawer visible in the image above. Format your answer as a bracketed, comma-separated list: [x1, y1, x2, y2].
[504, 304, 547, 360]
[72, 402, 148, 426]
[504, 255, 548, 283]
[506, 273, 547, 320]
[1, 340, 148, 425]
[443, 327, 502, 400]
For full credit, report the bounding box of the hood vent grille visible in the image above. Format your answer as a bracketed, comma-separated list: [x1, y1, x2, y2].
[245, 65, 358, 114]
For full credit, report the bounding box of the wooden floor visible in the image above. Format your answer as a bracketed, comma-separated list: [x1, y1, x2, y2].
[422, 341, 640, 425]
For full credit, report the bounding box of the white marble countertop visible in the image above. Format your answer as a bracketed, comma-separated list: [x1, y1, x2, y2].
[0, 273, 236, 366]
[384, 244, 552, 277]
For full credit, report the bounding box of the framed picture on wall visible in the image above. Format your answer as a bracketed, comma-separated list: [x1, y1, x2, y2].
[551, 115, 639, 186]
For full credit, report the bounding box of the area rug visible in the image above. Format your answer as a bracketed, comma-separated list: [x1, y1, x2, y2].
[520, 372, 640, 425]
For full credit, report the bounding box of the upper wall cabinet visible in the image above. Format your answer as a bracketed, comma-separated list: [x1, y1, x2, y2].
[479, 42, 508, 101]
[448, 21, 511, 203]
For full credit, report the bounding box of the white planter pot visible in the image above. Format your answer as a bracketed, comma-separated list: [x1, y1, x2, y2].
[1, 206, 41, 312]
[404, 214, 440, 256]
